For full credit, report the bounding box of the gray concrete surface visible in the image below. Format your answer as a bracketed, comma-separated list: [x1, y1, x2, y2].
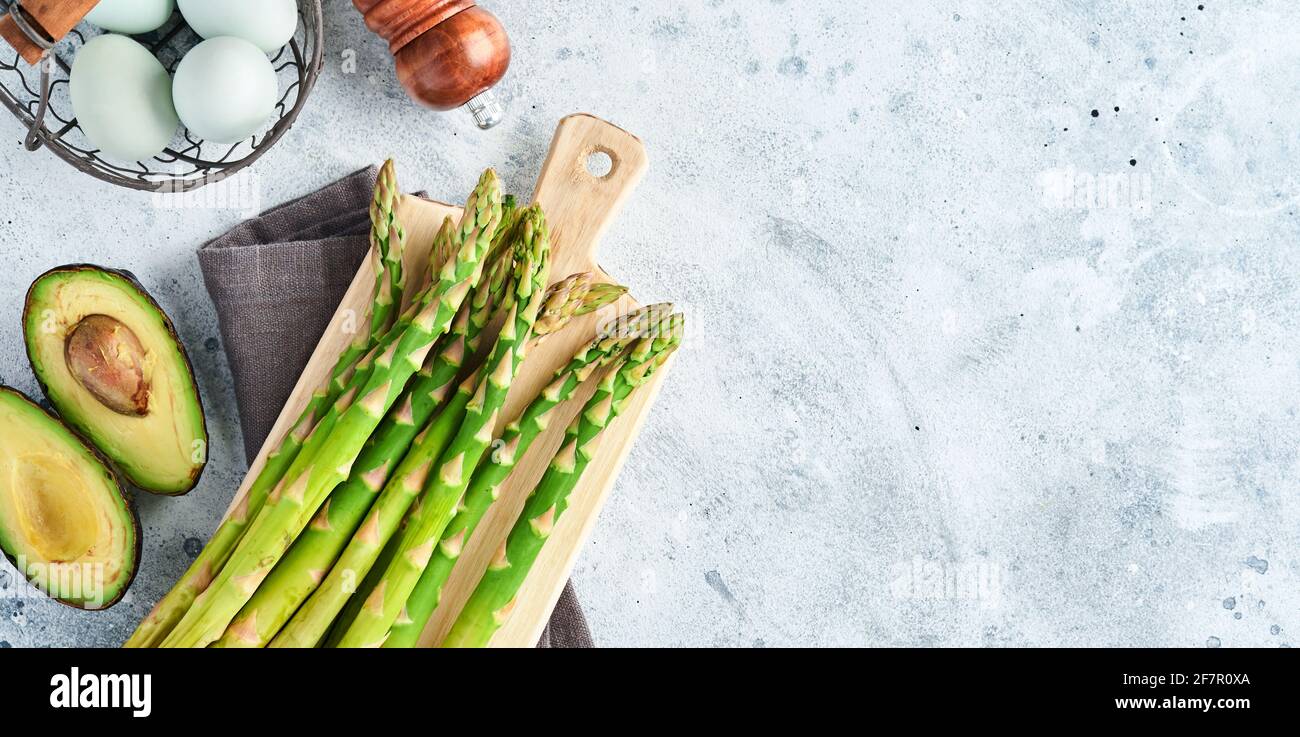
[0, 0, 1296, 647]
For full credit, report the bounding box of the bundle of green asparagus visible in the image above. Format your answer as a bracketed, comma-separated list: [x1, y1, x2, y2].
[127, 160, 682, 648]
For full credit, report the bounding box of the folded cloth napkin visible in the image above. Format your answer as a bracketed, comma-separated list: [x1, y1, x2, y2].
[197, 166, 593, 648]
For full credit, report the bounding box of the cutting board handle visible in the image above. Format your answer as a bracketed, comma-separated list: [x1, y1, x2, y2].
[531, 114, 648, 276]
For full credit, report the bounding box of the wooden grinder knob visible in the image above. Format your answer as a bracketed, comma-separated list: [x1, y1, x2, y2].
[0, 0, 100, 64]
[353, 0, 511, 129]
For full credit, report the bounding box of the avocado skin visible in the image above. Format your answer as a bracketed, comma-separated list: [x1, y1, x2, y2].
[22, 264, 209, 496]
[0, 386, 142, 610]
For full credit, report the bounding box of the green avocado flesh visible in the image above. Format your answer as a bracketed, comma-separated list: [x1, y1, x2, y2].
[0, 388, 139, 609]
[24, 266, 208, 496]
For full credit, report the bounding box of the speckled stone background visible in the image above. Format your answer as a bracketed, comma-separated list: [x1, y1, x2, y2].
[0, 0, 1296, 648]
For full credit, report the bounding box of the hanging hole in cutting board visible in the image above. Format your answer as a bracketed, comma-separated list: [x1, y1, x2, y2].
[585, 148, 616, 179]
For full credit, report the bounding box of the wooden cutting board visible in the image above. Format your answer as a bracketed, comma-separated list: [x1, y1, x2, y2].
[225, 114, 671, 647]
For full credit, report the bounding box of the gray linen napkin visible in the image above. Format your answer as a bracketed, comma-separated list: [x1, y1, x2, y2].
[196, 166, 593, 648]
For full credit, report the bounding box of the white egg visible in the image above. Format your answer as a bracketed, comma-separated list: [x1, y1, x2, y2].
[178, 0, 298, 54]
[70, 34, 178, 161]
[84, 0, 175, 35]
[172, 37, 278, 144]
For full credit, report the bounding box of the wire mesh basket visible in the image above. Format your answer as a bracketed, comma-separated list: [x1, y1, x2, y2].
[0, 0, 323, 192]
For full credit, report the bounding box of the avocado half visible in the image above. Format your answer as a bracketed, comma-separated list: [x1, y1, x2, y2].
[23, 265, 208, 496]
[0, 387, 140, 609]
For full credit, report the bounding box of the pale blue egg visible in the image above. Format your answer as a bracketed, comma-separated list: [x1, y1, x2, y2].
[70, 34, 179, 161]
[177, 0, 298, 54]
[172, 37, 278, 144]
[84, 0, 175, 35]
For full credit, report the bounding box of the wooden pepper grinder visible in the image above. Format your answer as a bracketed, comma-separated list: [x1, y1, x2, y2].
[0, 0, 99, 64]
[353, 0, 511, 129]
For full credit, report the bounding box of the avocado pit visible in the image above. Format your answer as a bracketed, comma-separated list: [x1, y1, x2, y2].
[64, 314, 151, 416]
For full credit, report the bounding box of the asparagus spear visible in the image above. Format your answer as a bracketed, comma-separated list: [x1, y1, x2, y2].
[441, 312, 683, 648]
[383, 302, 664, 648]
[327, 160, 408, 399]
[324, 161, 403, 399]
[126, 166, 409, 648]
[497, 194, 518, 244]
[160, 170, 503, 648]
[369, 160, 406, 344]
[332, 210, 553, 647]
[428, 216, 455, 277]
[275, 206, 551, 648]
